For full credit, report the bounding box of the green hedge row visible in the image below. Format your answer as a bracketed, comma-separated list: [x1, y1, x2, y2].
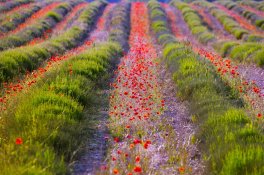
[0, 0, 33, 13]
[0, 0, 107, 84]
[171, 0, 216, 44]
[148, 1, 264, 174]
[148, 0, 171, 38]
[0, 41, 122, 175]
[240, 0, 264, 12]
[109, 2, 131, 50]
[0, 3, 42, 32]
[0, 1, 75, 51]
[220, 1, 264, 31]
[214, 41, 264, 66]
[194, 1, 263, 41]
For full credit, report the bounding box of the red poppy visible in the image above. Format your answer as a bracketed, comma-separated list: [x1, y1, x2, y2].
[113, 169, 119, 174]
[16, 137, 23, 145]
[134, 166, 142, 173]
[178, 166, 185, 173]
[135, 156, 140, 162]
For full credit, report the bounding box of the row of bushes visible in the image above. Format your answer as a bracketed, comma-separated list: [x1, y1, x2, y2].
[191, 1, 264, 66]
[219, 1, 264, 31]
[194, 1, 262, 41]
[109, 2, 131, 51]
[214, 41, 264, 66]
[0, 1, 76, 51]
[148, 1, 264, 174]
[0, 0, 33, 13]
[0, 1, 132, 173]
[0, 0, 107, 84]
[148, 0, 171, 38]
[0, 2, 44, 33]
[240, 0, 264, 12]
[170, 0, 216, 44]
[0, 41, 122, 175]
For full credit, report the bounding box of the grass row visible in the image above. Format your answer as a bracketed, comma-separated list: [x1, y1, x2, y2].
[170, 0, 216, 44]
[214, 41, 264, 66]
[0, 2, 132, 173]
[108, 2, 131, 51]
[0, 0, 33, 13]
[194, 1, 262, 41]
[0, 0, 107, 84]
[149, 1, 264, 174]
[240, 0, 264, 12]
[0, 3, 44, 33]
[0, 41, 122, 175]
[219, 1, 264, 31]
[192, 1, 264, 66]
[0, 1, 76, 51]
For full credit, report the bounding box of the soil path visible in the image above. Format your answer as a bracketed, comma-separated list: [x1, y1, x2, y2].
[69, 4, 116, 174]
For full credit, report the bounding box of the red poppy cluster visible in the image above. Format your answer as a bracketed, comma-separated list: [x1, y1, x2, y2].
[106, 3, 164, 174]
[162, 4, 185, 40]
[196, 48, 264, 119]
[215, 3, 262, 34]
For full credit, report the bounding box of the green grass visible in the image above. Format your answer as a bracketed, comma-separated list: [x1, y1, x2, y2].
[148, 1, 264, 173]
[0, 1, 107, 84]
[163, 37, 264, 175]
[171, 1, 216, 44]
[215, 41, 264, 66]
[0, 2, 72, 51]
[0, 42, 122, 174]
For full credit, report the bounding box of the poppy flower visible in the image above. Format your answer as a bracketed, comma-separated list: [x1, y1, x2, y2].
[113, 169, 119, 174]
[178, 166, 185, 173]
[134, 166, 142, 173]
[16, 137, 23, 145]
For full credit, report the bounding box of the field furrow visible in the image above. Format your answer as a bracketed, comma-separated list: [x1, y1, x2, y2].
[215, 3, 264, 35]
[0, 1, 263, 175]
[168, 1, 264, 120]
[0, 1, 106, 84]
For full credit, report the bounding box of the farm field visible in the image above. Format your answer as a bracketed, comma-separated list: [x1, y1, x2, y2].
[0, 0, 264, 174]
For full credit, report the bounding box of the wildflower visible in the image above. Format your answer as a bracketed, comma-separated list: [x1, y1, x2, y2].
[113, 169, 119, 174]
[135, 156, 140, 162]
[257, 113, 262, 119]
[134, 166, 142, 173]
[178, 166, 185, 173]
[114, 137, 119, 143]
[133, 139, 142, 144]
[16, 137, 23, 145]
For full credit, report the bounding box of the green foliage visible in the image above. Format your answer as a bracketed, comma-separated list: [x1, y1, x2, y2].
[0, 3, 71, 51]
[171, 1, 216, 44]
[229, 43, 263, 62]
[217, 41, 238, 57]
[149, 3, 264, 173]
[0, 1, 107, 83]
[162, 38, 264, 174]
[254, 49, 264, 66]
[0, 41, 122, 174]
